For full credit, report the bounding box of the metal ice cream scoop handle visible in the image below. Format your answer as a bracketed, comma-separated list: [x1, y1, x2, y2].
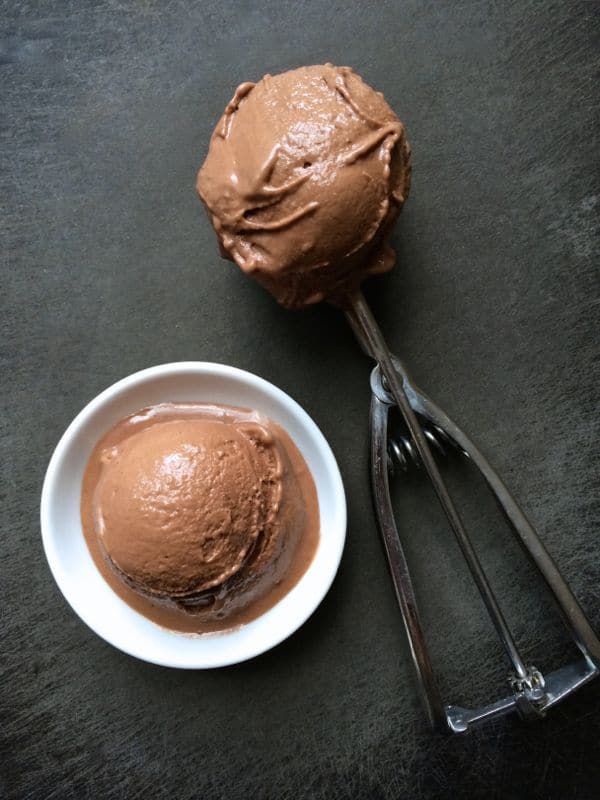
[345, 290, 600, 733]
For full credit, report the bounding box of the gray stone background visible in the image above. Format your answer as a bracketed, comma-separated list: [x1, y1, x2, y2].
[1, 1, 599, 798]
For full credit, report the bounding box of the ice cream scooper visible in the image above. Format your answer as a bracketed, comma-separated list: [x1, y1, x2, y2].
[345, 291, 600, 732]
[197, 63, 600, 732]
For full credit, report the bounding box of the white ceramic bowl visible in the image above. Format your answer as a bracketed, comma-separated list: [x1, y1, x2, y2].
[41, 362, 346, 668]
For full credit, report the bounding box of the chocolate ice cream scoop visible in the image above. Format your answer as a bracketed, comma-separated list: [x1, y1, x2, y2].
[195, 64, 600, 729]
[197, 63, 411, 308]
[81, 403, 319, 634]
[94, 418, 281, 600]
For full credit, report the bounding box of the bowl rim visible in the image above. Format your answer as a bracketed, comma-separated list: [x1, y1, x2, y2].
[40, 361, 347, 668]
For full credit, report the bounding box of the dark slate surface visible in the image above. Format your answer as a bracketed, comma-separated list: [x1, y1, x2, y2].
[2, 1, 599, 798]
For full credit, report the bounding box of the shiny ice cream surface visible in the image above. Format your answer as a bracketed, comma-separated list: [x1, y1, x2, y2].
[197, 64, 411, 308]
[81, 403, 320, 634]
[95, 418, 281, 599]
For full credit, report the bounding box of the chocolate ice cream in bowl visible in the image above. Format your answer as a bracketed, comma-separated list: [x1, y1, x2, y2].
[41, 363, 346, 667]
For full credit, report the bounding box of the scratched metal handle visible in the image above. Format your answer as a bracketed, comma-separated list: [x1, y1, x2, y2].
[345, 290, 600, 732]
